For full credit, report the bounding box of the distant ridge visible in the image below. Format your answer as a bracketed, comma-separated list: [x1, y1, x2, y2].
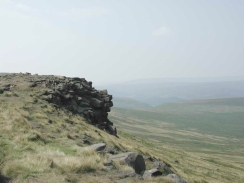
[99, 78, 244, 106]
[154, 97, 244, 114]
[119, 76, 244, 84]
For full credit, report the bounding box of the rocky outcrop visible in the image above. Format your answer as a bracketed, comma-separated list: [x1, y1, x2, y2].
[28, 75, 117, 135]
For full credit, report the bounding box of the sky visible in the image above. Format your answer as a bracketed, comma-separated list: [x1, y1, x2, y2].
[0, 0, 243, 85]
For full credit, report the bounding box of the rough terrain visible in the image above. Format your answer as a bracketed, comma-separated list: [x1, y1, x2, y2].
[0, 73, 188, 183]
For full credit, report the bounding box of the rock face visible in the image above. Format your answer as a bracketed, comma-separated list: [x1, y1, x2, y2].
[28, 75, 116, 135]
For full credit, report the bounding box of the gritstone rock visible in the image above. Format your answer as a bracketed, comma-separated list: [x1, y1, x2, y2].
[108, 152, 146, 174]
[27, 75, 117, 135]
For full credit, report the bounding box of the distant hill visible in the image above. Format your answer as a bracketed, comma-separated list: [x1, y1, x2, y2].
[113, 97, 151, 109]
[155, 97, 244, 113]
[110, 97, 244, 139]
[99, 77, 244, 106]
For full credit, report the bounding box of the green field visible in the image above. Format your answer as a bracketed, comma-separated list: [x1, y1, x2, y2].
[109, 98, 244, 182]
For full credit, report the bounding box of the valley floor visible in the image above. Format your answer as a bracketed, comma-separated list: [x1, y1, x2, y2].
[109, 104, 244, 183]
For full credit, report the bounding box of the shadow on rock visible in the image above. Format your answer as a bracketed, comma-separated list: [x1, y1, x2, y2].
[0, 174, 11, 183]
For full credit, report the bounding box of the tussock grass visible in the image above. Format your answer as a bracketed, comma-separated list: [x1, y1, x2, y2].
[112, 159, 134, 172]
[56, 150, 104, 173]
[2, 147, 106, 180]
[2, 76, 242, 182]
[32, 112, 48, 119]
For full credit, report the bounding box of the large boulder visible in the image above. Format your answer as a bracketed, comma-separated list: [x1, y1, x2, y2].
[109, 152, 146, 174]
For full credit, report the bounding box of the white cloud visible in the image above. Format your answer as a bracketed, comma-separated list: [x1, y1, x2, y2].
[51, 7, 108, 20]
[15, 3, 37, 12]
[4, 0, 37, 13]
[152, 27, 170, 36]
[3, 0, 106, 20]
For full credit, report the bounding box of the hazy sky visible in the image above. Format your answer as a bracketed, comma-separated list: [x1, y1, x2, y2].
[0, 0, 243, 85]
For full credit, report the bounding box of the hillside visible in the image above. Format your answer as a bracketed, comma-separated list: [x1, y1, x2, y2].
[109, 98, 244, 183]
[0, 73, 188, 183]
[155, 97, 244, 112]
[1, 73, 243, 183]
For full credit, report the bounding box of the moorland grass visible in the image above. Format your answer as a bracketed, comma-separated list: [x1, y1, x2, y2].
[0, 82, 177, 182]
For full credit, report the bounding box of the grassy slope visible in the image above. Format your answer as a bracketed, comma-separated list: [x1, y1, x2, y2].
[1, 74, 243, 183]
[0, 74, 176, 183]
[154, 98, 244, 139]
[109, 98, 244, 183]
